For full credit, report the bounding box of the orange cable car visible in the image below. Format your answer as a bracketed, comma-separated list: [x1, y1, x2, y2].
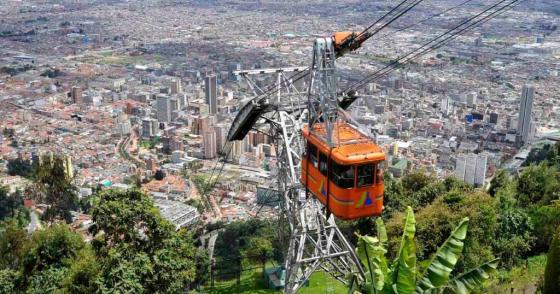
[301, 122, 386, 220]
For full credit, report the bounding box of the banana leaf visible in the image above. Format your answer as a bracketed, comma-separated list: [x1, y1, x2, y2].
[389, 206, 416, 294]
[415, 218, 469, 293]
[356, 234, 388, 293]
[447, 258, 500, 294]
[376, 218, 388, 246]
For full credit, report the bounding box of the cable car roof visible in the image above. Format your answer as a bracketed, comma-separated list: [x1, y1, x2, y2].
[303, 122, 386, 164]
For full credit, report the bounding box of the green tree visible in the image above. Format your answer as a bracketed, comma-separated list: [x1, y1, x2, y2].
[386, 190, 498, 270]
[0, 186, 24, 220]
[0, 219, 28, 270]
[382, 173, 405, 216]
[97, 249, 144, 293]
[348, 207, 499, 294]
[61, 247, 101, 294]
[20, 224, 85, 278]
[544, 226, 560, 294]
[401, 171, 436, 194]
[244, 237, 274, 278]
[488, 169, 510, 197]
[0, 269, 20, 294]
[90, 189, 199, 292]
[530, 202, 560, 253]
[516, 163, 559, 207]
[26, 266, 68, 294]
[6, 158, 34, 178]
[492, 187, 535, 267]
[33, 155, 78, 223]
[90, 189, 174, 252]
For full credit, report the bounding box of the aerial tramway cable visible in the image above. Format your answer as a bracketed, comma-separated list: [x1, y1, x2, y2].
[376, 0, 476, 39]
[344, 0, 525, 93]
[240, 0, 426, 104]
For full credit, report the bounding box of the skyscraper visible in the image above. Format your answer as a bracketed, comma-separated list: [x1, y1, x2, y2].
[142, 118, 157, 137]
[71, 86, 82, 104]
[203, 130, 217, 159]
[466, 92, 477, 108]
[454, 153, 487, 187]
[517, 84, 534, 144]
[156, 95, 171, 123]
[168, 78, 182, 94]
[474, 154, 487, 186]
[205, 75, 217, 115]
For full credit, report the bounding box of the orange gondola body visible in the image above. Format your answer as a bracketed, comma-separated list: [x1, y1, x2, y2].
[301, 122, 386, 220]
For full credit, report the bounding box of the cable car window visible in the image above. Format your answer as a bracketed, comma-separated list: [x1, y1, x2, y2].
[319, 152, 328, 176]
[308, 142, 318, 168]
[332, 161, 354, 189]
[376, 164, 384, 183]
[357, 164, 374, 187]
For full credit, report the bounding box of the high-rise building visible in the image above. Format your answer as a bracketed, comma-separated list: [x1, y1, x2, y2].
[466, 92, 477, 108]
[193, 116, 210, 135]
[489, 112, 499, 124]
[474, 155, 487, 186]
[517, 84, 534, 145]
[168, 78, 182, 94]
[441, 96, 450, 115]
[157, 95, 171, 123]
[454, 154, 487, 187]
[71, 86, 82, 104]
[203, 130, 217, 159]
[214, 125, 227, 153]
[142, 118, 157, 137]
[170, 98, 179, 121]
[205, 75, 217, 115]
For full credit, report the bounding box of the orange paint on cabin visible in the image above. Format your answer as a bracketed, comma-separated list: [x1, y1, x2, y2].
[301, 122, 386, 220]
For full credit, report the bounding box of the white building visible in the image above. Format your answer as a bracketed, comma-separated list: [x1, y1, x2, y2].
[454, 153, 487, 187]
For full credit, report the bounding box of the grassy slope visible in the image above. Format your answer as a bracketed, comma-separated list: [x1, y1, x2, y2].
[204, 268, 347, 294]
[485, 255, 547, 293]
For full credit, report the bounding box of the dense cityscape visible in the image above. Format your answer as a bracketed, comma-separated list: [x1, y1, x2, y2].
[0, 0, 559, 293]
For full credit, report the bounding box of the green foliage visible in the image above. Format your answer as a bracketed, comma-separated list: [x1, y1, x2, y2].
[525, 142, 560, 167]
[0, 186, 25, 221]
[90, 189, 174, 253]
[0, 219, 28, 270]
[33, 155, 79, 223]
[492, 192, 535, 267]
[243, 237, 274, 267]
[90, 189, 201, 292]
[544, 226, 560, 293]
[214, 219, 283, 279]
[350, 207, 497, 294]
[393, 207, 417, 294]
[0, 188, 203, 293]
[416, 218, 468, 292]
[147, 230, 197, 292]
[529, 202, 560, 252]
[488, 169, 510, 197]
[485, 254, 547, 293]
[448, 259, 500, 294]
[154, 169, 166, 180]
[40, 68, 62, 78]
[0, 269, 19, 294]
[387, 191, 498, 271]
[6, 158, 35, 178]
[401, 172, 435, 193]
[21, 224, 85, 277]
[61, 247, 101, 294]
[516, 163, 560, 207]
[26, 266, 68, 294]
[97, 249, 144, 293]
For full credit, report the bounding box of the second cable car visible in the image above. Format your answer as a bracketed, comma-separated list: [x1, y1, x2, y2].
[301, 122, 386, 220]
